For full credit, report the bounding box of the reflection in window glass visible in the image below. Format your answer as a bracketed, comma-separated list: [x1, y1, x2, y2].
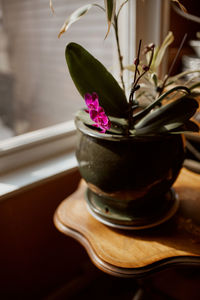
[0, 0, 114, 140]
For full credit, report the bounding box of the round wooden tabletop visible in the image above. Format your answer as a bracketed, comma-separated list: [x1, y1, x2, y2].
[54, 168, 200, 278]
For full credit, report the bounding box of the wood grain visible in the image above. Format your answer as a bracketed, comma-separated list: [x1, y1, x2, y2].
[54, 168, 200, 276]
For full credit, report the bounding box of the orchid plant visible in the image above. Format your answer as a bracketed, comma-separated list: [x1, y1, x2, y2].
[50, 0, 200, 136]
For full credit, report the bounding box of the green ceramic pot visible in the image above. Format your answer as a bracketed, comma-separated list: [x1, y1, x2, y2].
[75, 118, 185, 228]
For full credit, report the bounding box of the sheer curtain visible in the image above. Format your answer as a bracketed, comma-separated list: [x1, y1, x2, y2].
[1, 0, 114, 136]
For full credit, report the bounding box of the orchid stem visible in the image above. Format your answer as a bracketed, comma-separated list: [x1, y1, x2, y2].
[114, 15, 125, 92]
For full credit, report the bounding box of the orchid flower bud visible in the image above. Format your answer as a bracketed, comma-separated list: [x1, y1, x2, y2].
[142, 65, 149, 72]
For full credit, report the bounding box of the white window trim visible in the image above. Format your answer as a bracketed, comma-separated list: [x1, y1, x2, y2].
[0, 1, 170, 199]
[0, 151, 77, 201]
[118, 0, 170, 82]
[0, 121, 78, 200]
[0, 120, 77, 175]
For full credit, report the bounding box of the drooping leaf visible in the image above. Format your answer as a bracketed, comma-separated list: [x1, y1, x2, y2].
[167, 70, 200, 83]
[162, 122, 184, 132]
[134, 119, 199, 136]
[135, 96, 199, 130]
[104, 0, 116, 39]
[66, 43, 129, 117]
[134, 120, 182, 136]
[165, 120, 199, 133]
[58, 4, 102, 38]
[134, 85, 191, 122]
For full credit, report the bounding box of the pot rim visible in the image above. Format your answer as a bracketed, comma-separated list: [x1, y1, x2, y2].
[75, 117, 180, 142]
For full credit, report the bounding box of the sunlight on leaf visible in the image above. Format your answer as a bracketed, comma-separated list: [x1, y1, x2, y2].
[66, 43, 129, 117]
[124, 65, 136, 72]
[58, 4, 97, 38]
[124, 64, 143, 74]
[151, 32, 174, 72]
[104, 0, 116, 39]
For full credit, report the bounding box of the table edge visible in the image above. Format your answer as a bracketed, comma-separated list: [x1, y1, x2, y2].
[54, 210, 200, 278]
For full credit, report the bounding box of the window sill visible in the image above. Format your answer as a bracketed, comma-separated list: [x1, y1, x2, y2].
[0, 151, 78, 201]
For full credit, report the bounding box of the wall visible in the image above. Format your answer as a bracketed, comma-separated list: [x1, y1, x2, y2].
[168, 0, 200, 74]
[0, 170, 91, 299]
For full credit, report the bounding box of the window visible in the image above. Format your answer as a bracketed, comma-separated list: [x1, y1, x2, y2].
[0, 0, 114, 140]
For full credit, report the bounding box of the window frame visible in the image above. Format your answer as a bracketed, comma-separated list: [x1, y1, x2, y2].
[0, 120, 76, 175]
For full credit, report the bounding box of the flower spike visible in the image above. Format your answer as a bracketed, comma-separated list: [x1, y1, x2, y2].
[84, 93, 111, 133]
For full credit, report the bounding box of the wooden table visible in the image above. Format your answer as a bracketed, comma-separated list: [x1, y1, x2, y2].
[54, 168, 200, 278]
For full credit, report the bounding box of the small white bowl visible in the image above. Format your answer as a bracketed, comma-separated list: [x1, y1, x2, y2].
[189, 40, 200, 57]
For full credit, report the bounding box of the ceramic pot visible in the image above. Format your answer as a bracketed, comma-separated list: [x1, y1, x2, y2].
[75, 118, 185, 228]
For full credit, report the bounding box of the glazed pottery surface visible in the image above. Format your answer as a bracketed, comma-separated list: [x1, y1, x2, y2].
[75, 119, 185, 226]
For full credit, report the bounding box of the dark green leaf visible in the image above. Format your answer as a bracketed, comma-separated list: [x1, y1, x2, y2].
[66, 43, 129, 117]
[159, 120, 199, 134]
[134, 120, 199, 136]
[169, 120, 199, 133]
[134, 86, 191, 122]
[135, 96, 199, 130]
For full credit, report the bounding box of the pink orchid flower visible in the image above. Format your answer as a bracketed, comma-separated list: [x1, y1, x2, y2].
[84, 93, 111, 133]
[85, 92, 99, 111]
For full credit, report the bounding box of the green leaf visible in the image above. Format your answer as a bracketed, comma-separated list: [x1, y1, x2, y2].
[104, 0, 116, 39]
[165, 120, 199, 133]
[162, 122, 183, 132]
[66, 43, 129, 117]
[151, 73, 158, 87]
[134, 119, 199, 136]
[76, 110, 128, 134]
[134, 85, 191, 122]
[167, 70, 200, 83]
[58, 4, 103, 38]
[76, 109, 94, 126]
[108, 116, 128, 134]
[135, 96, 199, 130]
[151, 32, 174, 72]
